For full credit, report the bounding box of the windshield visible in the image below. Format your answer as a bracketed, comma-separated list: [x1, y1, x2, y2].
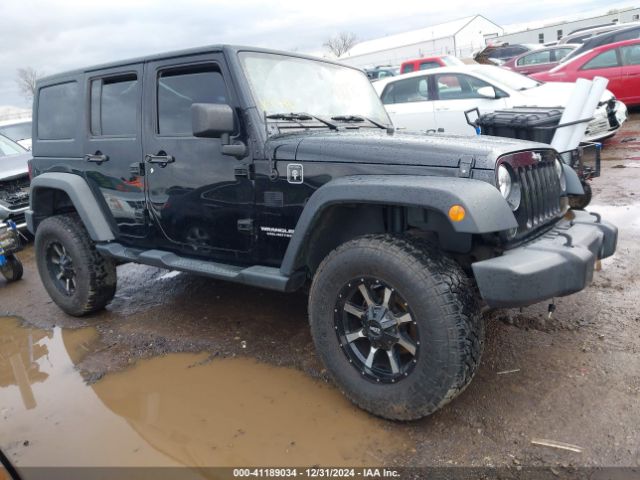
[0, 122, 31, 142]
[474, 65, 541, 90]
[239, 52, 391, 126]
[0, 135, 26, 157]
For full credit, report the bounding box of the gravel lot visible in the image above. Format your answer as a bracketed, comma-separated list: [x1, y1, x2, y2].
[1, 115, 639, 473]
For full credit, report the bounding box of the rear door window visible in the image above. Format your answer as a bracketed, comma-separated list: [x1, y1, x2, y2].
[434, 74, 495, 100]
[552, 48, 575, 61]
[517, 50, 552, 66]
[582, 50, 620, 70]
[418, 61, 441, 70]
[620, 44, 640, 66]
[90, 74, 138, 136]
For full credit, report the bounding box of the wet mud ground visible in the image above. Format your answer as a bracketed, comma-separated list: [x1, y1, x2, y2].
[1, 115, 640, 473]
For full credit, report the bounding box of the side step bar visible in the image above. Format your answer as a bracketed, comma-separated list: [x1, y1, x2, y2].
[96, 243, 305, 292]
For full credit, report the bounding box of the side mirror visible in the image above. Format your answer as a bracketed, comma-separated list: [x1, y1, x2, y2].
[477, 86, 498, 99]
[191, 103, 235, 138]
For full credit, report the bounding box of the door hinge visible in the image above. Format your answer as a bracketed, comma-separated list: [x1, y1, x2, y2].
[458, 155, 474, 178]
[130, 162, 145, 177]
[237, 218, 254, 233]
[234, 164, 254, 180]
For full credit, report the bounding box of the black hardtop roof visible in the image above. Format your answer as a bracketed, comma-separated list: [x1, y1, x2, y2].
[38, 44, 356, 84]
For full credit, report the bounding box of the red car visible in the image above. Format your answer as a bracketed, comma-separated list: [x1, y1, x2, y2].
[531, 39, 640, 106]
[503, 44, 578, 76]
[400, 55, 464, 73]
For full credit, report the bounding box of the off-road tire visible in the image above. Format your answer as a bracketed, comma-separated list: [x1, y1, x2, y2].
[1, 255, 23, 282]
[569, 181, 592, 210]
[309, 234, 484, 420]
[35, 214, 117, 316]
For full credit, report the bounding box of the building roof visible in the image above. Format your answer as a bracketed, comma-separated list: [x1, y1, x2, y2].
[346, 15, 488, 58]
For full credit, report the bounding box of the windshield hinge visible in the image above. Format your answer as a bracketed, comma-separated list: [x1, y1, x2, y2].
[458, 155, 474, 178]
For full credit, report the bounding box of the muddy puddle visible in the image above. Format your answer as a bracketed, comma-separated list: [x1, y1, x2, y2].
[0, 317, 406, 469]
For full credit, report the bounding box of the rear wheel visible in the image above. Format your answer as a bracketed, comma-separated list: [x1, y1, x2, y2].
[35, 215, 117, 316]
[309, 234, 484, 420]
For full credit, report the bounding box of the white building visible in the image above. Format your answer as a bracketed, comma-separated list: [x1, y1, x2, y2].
[340, 15, 503, 68]
[490, 7, 640, 46]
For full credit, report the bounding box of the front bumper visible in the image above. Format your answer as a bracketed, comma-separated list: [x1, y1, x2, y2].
[0, 204, 28, 230]
[472, 210, 617, 308]
[584, 100, 627, 142]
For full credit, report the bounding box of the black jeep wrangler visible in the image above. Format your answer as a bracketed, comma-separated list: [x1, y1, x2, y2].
[27, 46, 617, 420]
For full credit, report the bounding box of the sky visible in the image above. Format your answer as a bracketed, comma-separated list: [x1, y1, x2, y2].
[0, 0, 629, 109]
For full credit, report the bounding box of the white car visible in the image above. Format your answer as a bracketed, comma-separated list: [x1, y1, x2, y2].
[0, 119, 32, 150]
[373, 65, 627, 143]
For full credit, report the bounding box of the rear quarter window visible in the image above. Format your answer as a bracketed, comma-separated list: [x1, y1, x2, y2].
[37, 81, 79, 140]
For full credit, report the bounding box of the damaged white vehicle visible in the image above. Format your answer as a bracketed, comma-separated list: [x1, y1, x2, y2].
[374, 64, 627, 142]
[0, 135, 31, 230]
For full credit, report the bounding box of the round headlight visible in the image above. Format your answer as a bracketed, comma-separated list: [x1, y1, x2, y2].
[497, 164, 521, 211]
[555, 159, 567, 191]
[498, 165, 511, 198]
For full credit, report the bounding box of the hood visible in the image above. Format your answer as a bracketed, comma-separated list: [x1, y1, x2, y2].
[518, 82, 615, 106]
[0, 152, 30, 181]
[268, 129, 549, 170]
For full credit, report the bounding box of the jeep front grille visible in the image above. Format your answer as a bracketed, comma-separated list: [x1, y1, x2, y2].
[501, 151, 563, 237]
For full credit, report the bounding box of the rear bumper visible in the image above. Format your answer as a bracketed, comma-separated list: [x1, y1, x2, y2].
[472, 210, 617, 308]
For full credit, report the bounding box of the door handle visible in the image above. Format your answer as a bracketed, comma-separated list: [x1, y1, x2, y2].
[145, 153, 175, 166]
[435, 107, 450, 111]
[84, 152, 109, 163]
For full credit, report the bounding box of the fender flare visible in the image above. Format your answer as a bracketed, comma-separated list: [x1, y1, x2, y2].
[280, 175, 517, 275]
[28, 172, 115, 241]
[562, 163, 585, 196]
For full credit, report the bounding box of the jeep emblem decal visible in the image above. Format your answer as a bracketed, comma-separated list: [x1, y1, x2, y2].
[287, 164, 303, 184]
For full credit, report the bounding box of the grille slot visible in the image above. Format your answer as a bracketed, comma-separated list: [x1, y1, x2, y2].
[504, 154, 562, 236]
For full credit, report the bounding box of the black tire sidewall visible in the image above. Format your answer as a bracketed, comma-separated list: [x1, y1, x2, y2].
[35, 218, 95, 315]
[310, 238, 472, 419]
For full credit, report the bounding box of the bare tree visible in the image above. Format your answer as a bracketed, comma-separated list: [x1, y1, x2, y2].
[16, 67, 43, 101]
[323, 32, 358, 58]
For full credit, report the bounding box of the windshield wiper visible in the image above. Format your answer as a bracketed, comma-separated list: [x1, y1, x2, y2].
[331, 114, 390, 130]
[266, 112, 338, 130]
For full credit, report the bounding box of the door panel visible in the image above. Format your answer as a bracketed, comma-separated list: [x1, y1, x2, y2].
[579, 49, 624, 94]
[142, 54, 254, 260]
[380, 75, 436, 132]
[83, 64, 148, 239]
[431, 73, 509, 135]
[620, 44, 640, 105]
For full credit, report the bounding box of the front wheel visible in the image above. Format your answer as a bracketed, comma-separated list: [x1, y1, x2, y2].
[309, 234, 484, 420]
[569, 181, 592, 210]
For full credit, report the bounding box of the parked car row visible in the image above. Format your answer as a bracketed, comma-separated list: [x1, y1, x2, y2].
[373, 64, 626, 140]
[532, 39, 640, 107]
